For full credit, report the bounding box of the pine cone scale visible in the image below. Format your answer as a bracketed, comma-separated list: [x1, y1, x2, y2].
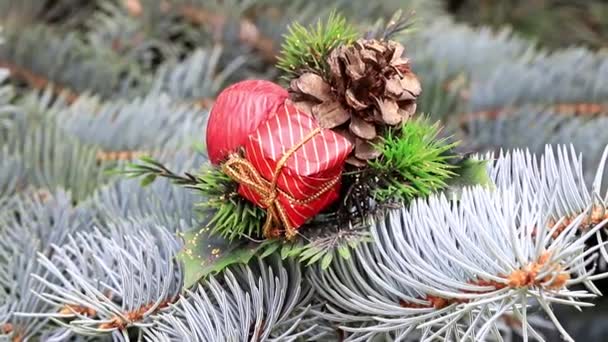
[291, 73, 333, 102]
[290, 99, 316, 115]
[400, 72, 421, 97]
[390, 43, 405, 64]
[360, 49, 378, 65]
[376, 98, 402, 125]
[345, 156, 367, 167]
[313, 101, 350, 128]
[350, 116, 377, 140]
[345, 88, 369, 110]
[400, 102, 417, 118]
[385, 77, 404, 98]
[355, 138, 381, 160]
[344, 51, 366, 81]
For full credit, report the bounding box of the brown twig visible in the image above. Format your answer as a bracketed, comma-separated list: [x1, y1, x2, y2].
[1, 323, 23, 342]
[32, 188, 53, 203]
[98, 299, 174, 330]
[124, 0, 143, 16]
[59, 304, 97, 317]
[399, 294, 467, 309]
[1, 323, 13, 335]
[506, 252, 570, 290]
[459, 102, 608, 126]
[548, 206, 608, 238]
[123, 0, 278, 63]
[198, 97, 215, 109]
[0, 61, 79, 104]
[175, 5, 278, 62]
[96, 150, 149, 162]
[399, 251, 569, 309]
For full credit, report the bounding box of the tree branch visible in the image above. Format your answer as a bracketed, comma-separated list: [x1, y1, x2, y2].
[459, 102, 608, 125]
[0, 60, 79, 104]
[123, 0, 278, 63]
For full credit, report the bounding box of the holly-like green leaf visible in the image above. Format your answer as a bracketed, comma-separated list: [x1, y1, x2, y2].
[176, 227, 263, 289]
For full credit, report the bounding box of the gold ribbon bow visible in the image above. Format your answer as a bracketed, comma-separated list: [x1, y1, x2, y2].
[222, 127, 340, 239]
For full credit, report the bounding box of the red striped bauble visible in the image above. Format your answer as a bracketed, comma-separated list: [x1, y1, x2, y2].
[237, 102, 353, 232]
[206, 80, 288, 165]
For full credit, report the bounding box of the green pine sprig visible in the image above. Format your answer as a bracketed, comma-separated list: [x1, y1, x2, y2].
[368, 117, 459, 203]
[190, 168, 266, 241]
[122, 157, 265, 241]
[277, 10, 358, 78]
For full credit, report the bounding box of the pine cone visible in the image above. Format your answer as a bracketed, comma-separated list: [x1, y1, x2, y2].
[289, 39, 421, 166]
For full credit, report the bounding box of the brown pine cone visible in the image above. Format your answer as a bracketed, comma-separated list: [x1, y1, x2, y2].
[289, 38, 421, 166]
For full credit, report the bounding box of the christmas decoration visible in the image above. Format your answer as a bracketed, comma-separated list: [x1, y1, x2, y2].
[122, 12, 461, 289]
[5, 2, 608, 342]
[206, 80, 288, 164]
[289, 39, 421, 165]
[222, 102, 353, 239]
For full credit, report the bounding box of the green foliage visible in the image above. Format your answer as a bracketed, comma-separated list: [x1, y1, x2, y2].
[176, 216, 372, 287]
[123, 157, 265, 241]
[277, 10, 358, 78]
[177, 228, 264, 289]
[450, 0, 608, 49]
[123, 151, 391, 253]
[257, 225, 370, 269]
[369, 117, 458, 203]
[190, 167, 266, 241]
[443, 158, 494, 200]
[178, 221, 370, 288]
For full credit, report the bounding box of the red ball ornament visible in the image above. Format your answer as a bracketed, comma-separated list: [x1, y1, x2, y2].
[206, 80, 288, 164]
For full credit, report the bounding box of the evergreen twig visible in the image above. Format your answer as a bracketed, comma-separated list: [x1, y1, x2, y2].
[0, 60, 79, 103]
[277, 10, 358, 78]
[369, 117, 458, 203]
[123, 157, 265, 240]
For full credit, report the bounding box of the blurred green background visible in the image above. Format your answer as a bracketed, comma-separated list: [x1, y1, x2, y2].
[446, 0, 608, 49]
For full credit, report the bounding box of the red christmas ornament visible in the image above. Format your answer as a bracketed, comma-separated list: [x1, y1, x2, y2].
[222, 102, 353, 239]
[206, 80, 288, 164]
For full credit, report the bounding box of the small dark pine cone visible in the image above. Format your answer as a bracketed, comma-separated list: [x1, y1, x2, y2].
[289, 38, 421, 166]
